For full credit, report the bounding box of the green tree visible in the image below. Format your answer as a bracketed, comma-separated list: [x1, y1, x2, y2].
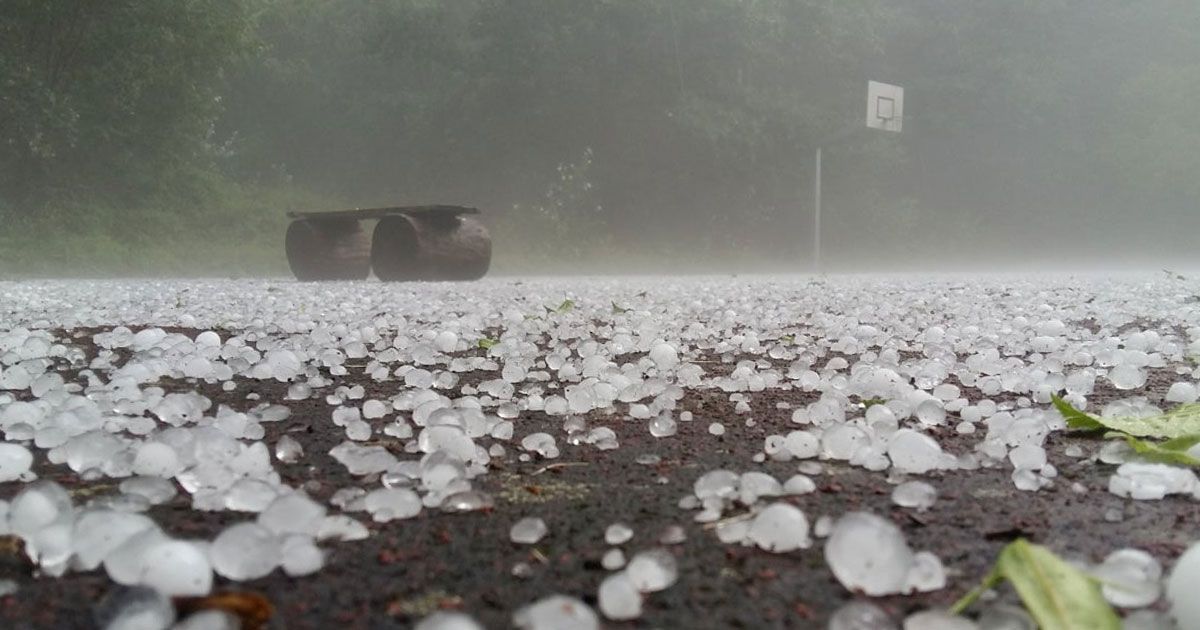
[0, 0, 253, 209]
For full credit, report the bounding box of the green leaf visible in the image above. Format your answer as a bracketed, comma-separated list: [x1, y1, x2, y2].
[1053, 394, 1200, 439]
[779, 334, 795, 344]
[1051, 395, 1105, 431]
[860, 397, 887, 409]
[950, 566, 1003, 615]
[1098, 403, 1200, 439]
[1113, 433, 1200, 467]
[996, 540, 1120, 630]
[954, 539, 1120, 630]
[545, 299, 575, 314]
[1161, 434, 1200, 450]
[1054, 395, 1200, 466]
[477, 338, 497, 350]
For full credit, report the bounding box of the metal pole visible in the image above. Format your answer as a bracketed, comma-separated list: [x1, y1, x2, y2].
[813, 146, 822, 273]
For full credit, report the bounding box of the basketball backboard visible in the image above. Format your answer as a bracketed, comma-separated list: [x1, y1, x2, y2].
[867, 80, 903, 133]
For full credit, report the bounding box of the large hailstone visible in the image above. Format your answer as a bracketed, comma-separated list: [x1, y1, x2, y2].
[210, 522, 280, 580]
[0, 443, 33, 482]
[1168, 542, 1200, 627]
[1092, 548, 1161, 608]
[626, 548, 678, 592]
[416, 612, 486, 630]
[513, 595, 599, 630]
[747, 502, 811, 553]
[649, 343, 679, 371]
[824, 512, 914, 596]
[598, 571, 643, 621]
[138, 540, 213, 596]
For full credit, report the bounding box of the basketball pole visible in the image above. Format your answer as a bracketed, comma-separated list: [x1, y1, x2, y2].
[810, 80, 901, 276]
[813, 146, 822, 274]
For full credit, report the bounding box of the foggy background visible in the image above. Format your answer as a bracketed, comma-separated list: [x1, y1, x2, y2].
[1, 1, 1198, 275]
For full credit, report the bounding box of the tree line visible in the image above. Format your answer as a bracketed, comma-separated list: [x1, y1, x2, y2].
[2, 1, 1197, 272]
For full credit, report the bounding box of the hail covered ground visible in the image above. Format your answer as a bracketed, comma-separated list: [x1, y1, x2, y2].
[0, 273, 1198, 628]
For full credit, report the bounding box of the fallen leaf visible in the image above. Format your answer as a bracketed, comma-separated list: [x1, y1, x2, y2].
[952, 539, 1120, 630]
[175, 591, 273, 630]
[1115, 433, 1200, 467]
[1054, 394, 1200, 439]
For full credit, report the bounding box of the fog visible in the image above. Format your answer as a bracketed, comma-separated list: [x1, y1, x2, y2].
[2, 1, 1198, 276]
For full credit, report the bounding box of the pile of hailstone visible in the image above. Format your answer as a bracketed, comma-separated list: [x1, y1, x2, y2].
[1, 274, 1199, 628]
[679, 469, 946, 596]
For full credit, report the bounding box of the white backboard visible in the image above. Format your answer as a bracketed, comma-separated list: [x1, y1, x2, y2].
[867, 80, 903, 132]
